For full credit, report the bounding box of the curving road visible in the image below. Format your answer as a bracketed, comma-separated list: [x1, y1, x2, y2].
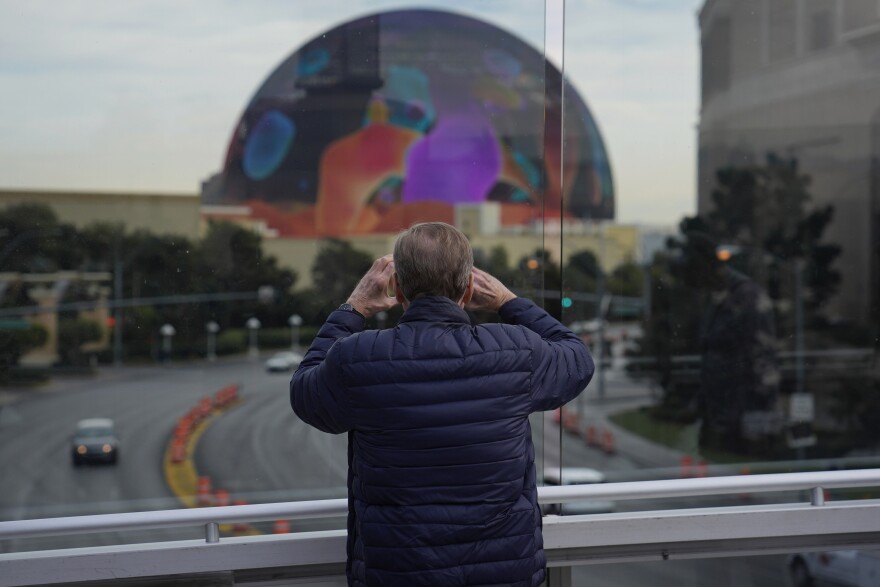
[0, 357, 788, 584]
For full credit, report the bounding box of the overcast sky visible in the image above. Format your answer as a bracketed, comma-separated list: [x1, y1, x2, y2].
[0, 0, 701, 225]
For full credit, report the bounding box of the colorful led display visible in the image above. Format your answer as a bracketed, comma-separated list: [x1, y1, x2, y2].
[212, 9, 615, 237]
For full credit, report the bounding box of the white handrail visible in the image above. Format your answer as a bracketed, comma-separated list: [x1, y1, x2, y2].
[1, 469, 879, 541]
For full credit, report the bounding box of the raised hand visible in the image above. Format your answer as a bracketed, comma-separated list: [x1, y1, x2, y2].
[466, 267, 517, 312]
[346, 255, 399, 318]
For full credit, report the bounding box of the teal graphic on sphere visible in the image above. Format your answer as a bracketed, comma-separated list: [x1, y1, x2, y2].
[243, 110, 296, 181]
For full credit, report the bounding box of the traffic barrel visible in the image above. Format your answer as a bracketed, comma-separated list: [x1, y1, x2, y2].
[562, 412, 580, 435]
[170, 438, 187, 464]
[232, 500, 249, 533]
[273, 520, 291, 534]
[738, 466, 752, 500]
[585, 426, 597, 447]
[601, 429, 616, 455]
[680, 455, 693, 478]
[696, 460, 708, 478]
[198, 396, 213, 419]
[215, 489, 230, 508]
[196, 476, 214, 507]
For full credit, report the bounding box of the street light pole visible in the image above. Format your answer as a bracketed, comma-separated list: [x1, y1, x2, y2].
[246, 317, 261, 358]
[206, 321, 219, 362]
[288, 314, 302, 351]
[113, 257, 123, 366]
[794, 259, 805, 396]
[160, 324, 176, 363]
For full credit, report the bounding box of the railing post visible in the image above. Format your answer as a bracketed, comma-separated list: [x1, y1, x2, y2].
[545, 565, 573, 587]
[205, 522, 220, 543]
[810, 486, 825, 506]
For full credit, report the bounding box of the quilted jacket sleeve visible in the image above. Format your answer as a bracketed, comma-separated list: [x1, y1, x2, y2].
[289, 309, 364, 434]
[499, 297, 594, 412]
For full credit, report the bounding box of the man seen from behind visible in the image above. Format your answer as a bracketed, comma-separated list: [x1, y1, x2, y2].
[290, 222, 594, 586]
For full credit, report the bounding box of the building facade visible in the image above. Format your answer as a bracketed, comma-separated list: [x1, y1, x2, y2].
[698, 0, 880, 324]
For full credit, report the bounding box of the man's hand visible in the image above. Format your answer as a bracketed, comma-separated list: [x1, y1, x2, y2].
[466, 267, 516, 312]
[346, 255, 399, 318]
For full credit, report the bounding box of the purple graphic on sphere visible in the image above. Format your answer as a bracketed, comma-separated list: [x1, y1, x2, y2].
[243, 111, 295, 181]
[403, 111, 501, 204]
[483, 48, 522, 80]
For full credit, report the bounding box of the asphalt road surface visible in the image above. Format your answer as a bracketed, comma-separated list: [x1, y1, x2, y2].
[0, 357, 791, 585]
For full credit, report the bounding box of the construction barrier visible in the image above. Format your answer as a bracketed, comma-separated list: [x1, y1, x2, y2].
[696, 460, 708, 478]
[562, 411, 580, 435]
[680, 455, 694, 478]
[215, 489, 230, 508]
[232, 500, 250, 533]
[213, 385, 239, 408]
[196, 476, 214, 507]
[601, 429, 616, 455]
[170, 438, 187, 464]
[585, 426, 597, 447]
[738, 467, 752, 500]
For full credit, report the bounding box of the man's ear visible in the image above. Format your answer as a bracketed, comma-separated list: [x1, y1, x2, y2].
[460, 272, 475, 307]
[391, 274, 407, 305]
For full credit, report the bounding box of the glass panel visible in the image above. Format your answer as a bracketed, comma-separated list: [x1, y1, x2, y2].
[0, 1, 549, 552]
[569, 553, 791, 586]
[558, 0, 880, 512]
[568, 550, 880, 586]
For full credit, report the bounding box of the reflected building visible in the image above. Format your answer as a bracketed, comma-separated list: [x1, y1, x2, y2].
[698, 0, 880, 325]
[206, 8, 615, 237]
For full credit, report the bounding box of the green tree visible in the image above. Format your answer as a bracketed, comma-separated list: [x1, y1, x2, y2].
[608, 260, 644, 298]
[637, 155, 841, 432]
[311, 239, 373, 310]
[0, 203, 82, 272]
[57, 318, 102, 366]
[0, 324, 48, 378]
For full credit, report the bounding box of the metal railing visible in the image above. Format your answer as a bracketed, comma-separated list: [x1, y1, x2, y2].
[2, 470, 880, 586]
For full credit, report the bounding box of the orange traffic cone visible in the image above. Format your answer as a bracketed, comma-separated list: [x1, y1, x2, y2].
[273, 520, 291, 534]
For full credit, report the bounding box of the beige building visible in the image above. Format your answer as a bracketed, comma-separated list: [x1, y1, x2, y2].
[0, 189, 201, 237]
[1, 190, 642, 290]
[698, 0, 880, 323]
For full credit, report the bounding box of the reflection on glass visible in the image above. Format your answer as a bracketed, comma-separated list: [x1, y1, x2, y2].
[553, 0, 880, 523]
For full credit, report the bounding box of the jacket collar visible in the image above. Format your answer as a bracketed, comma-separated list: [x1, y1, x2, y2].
[398, 295, 471, 325]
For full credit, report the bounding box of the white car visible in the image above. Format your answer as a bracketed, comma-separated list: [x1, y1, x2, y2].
[265, 351, 304, 372]
[788, 550, 880, 587]
[542, 467, 616, 515]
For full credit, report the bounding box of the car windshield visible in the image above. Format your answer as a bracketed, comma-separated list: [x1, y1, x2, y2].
[77, 427, 113, 438]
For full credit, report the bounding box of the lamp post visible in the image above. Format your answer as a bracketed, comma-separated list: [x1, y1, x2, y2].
[160, 323, 176, 362]
[206, 321, 220, 362]
[288, 314, 302, 351]
[246, 317, 261, 358]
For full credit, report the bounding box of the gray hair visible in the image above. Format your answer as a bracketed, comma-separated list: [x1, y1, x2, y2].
[393, 222, 474, 302]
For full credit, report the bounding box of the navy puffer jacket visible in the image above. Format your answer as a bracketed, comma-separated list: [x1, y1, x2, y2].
[291, 296, 593, 586]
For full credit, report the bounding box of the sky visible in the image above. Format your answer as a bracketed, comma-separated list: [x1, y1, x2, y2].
[0, 0, 702, 225]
